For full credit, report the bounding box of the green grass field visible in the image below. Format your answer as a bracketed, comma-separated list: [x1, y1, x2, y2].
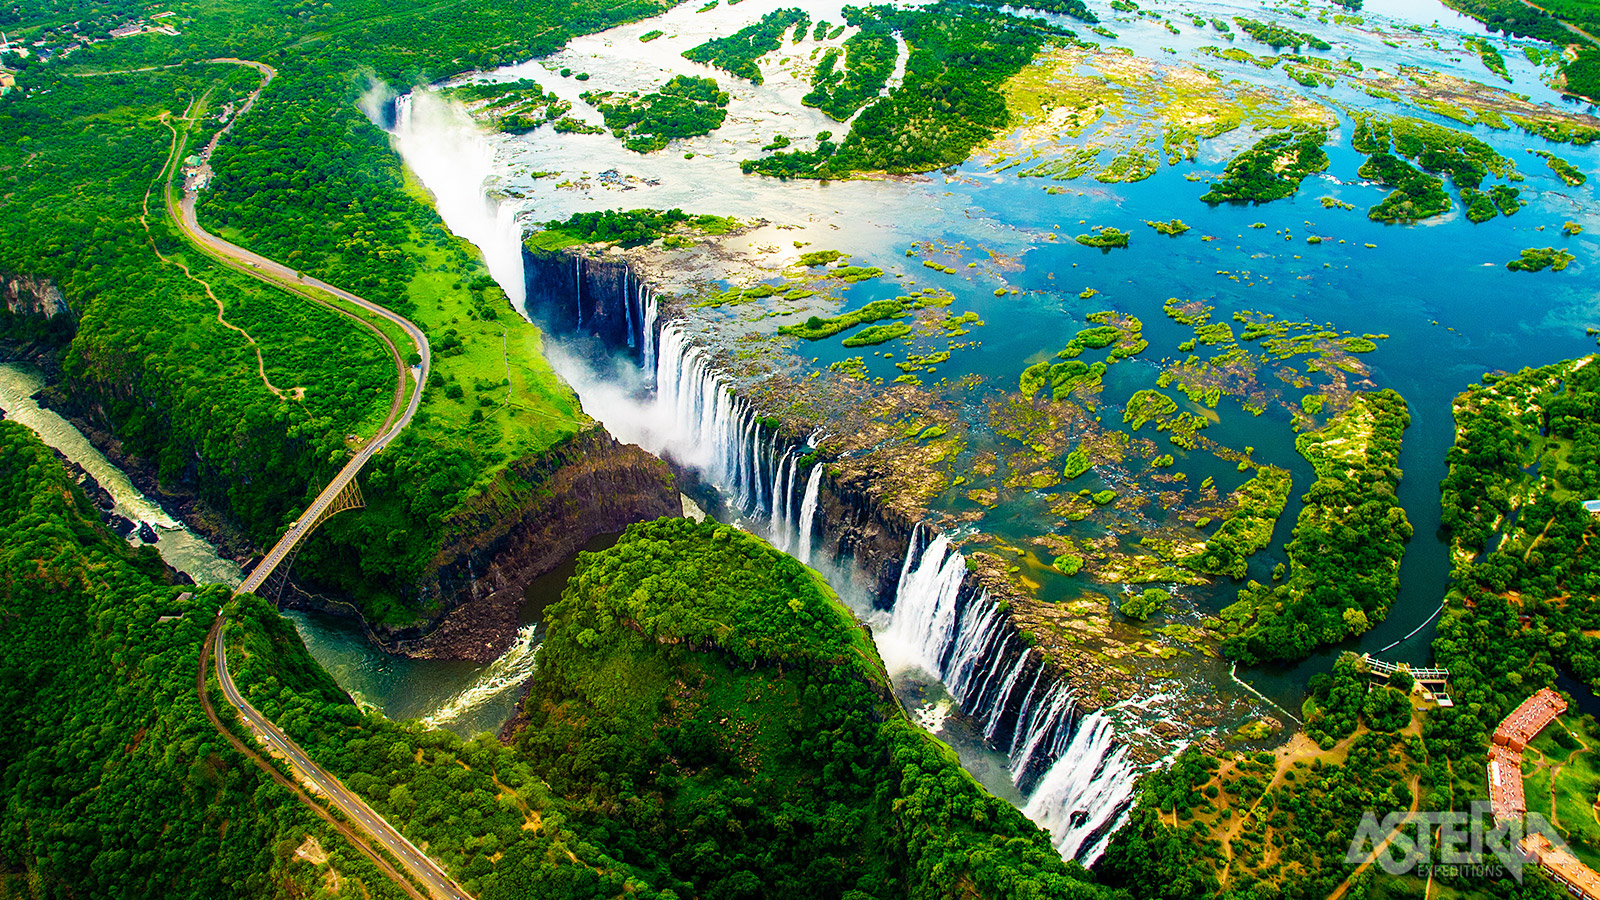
[1521, 716, 1600, 869]
[395, 174, 587, 495]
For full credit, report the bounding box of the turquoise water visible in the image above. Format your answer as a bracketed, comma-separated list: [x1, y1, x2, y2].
[284, 532, 618, 737]
[790, 117, 1598, 710]
[465, 0, 1598, 738]
[0, 361, 603, 740]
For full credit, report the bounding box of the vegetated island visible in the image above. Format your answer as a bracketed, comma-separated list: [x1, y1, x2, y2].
[1218, 390, 1413, 664]
[1353, 113, 1522, 223]
[1076, 226, 1132, 249]
[1507, 247, 1577, 271]
[1200, 128, 1329, 204]
[502, 516, 1126, 897]
[681, 7, 810, 84]
[581, 75, 730, 153]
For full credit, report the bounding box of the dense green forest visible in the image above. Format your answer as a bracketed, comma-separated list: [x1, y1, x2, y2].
[1437, 358, 1600, 667]
[0, 421, 411, 898]
[1418, 356, 1600, 866]
[681, 6, 808, 84]
[0, 423, 693, 898]
[802, 11, 899, 121]
[1220, 390, 1413, 664]
[0, 427, 1134, 898]
[0, 0, 679, 625]
[509, 517, 1120, 900]
[0, 64, 396, 551]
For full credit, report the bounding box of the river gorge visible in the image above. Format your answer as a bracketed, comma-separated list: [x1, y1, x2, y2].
[376, 0, 1600, 862]
[6, 0, 1600, 873]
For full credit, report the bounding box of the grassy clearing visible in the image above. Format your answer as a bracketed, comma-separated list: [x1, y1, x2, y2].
[398, 177, 586, 481]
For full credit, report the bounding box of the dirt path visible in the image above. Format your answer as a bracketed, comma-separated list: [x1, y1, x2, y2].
[146, 111, 295, 400]
[1544, 722, 1595, 833]
[165, 59, 420, 435]
[1216, 732, 1333, 883]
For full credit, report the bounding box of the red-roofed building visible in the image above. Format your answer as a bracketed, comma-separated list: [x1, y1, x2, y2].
[1523, 833, 1600, 900]
[1494, 688, 1568, 753]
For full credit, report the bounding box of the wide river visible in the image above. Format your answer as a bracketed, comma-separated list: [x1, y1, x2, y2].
[400, 0, 1600, 721]
[5, 0, 1597, 866]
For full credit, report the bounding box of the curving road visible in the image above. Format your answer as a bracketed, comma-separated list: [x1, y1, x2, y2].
[162, 59, 432, 594]
[169, 60, 467, 900]
[213, 614, 472, 900]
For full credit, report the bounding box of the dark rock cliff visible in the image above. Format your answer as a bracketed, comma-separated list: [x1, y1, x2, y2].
[295, 426, 682, 662]
[813, 463, 919, 606]
[523, 247, 655, 358]
[0, 270, 76, 370]
[2, 271, 72, 321]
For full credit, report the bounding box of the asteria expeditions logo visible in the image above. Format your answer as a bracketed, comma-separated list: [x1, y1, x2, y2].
[1345, 801, 1571, 882]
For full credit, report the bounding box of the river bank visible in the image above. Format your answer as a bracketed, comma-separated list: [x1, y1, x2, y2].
[0, 359, 625, 739]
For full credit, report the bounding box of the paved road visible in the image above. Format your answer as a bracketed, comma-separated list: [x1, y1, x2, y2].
[170, 60, 464, 900]
[213, 614, 472, 900]
[164, 58, 432, 595]
[198, 618, 429, 900]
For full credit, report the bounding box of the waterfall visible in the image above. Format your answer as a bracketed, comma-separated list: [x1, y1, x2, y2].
[624, 270, 637, 349]
[615, 330, 1136, 864]
[769, 448, 795, 552]
[796, 463, 823, 563]
[388, 171, 1140, 861]
[879, 525, 1139, 864]
[377, 94, 1141, 817]
[642, 288, 659, 374]
[1023, 713, 1140, 862]
[386, 92, 526, 308]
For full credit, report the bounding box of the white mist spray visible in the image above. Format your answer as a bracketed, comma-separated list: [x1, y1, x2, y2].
[385, 91, 1139, 865]
[388, 91, 527, 309]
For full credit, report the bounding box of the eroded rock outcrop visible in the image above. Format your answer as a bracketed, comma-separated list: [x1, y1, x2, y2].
[2, 271, 72, 320]
[374, 426, 680, 661]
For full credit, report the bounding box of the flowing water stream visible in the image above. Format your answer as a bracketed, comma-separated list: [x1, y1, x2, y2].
[378, 0, 1600, 863]
[0, 361, 557, 740]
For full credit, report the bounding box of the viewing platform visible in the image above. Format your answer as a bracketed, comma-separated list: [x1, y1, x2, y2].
[1359, 654, 1453, 706]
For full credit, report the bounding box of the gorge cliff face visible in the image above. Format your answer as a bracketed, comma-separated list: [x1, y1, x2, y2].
[523, 247, 654, 357]
[0, 270, 76, 369]
[377, 426, 680, 661]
